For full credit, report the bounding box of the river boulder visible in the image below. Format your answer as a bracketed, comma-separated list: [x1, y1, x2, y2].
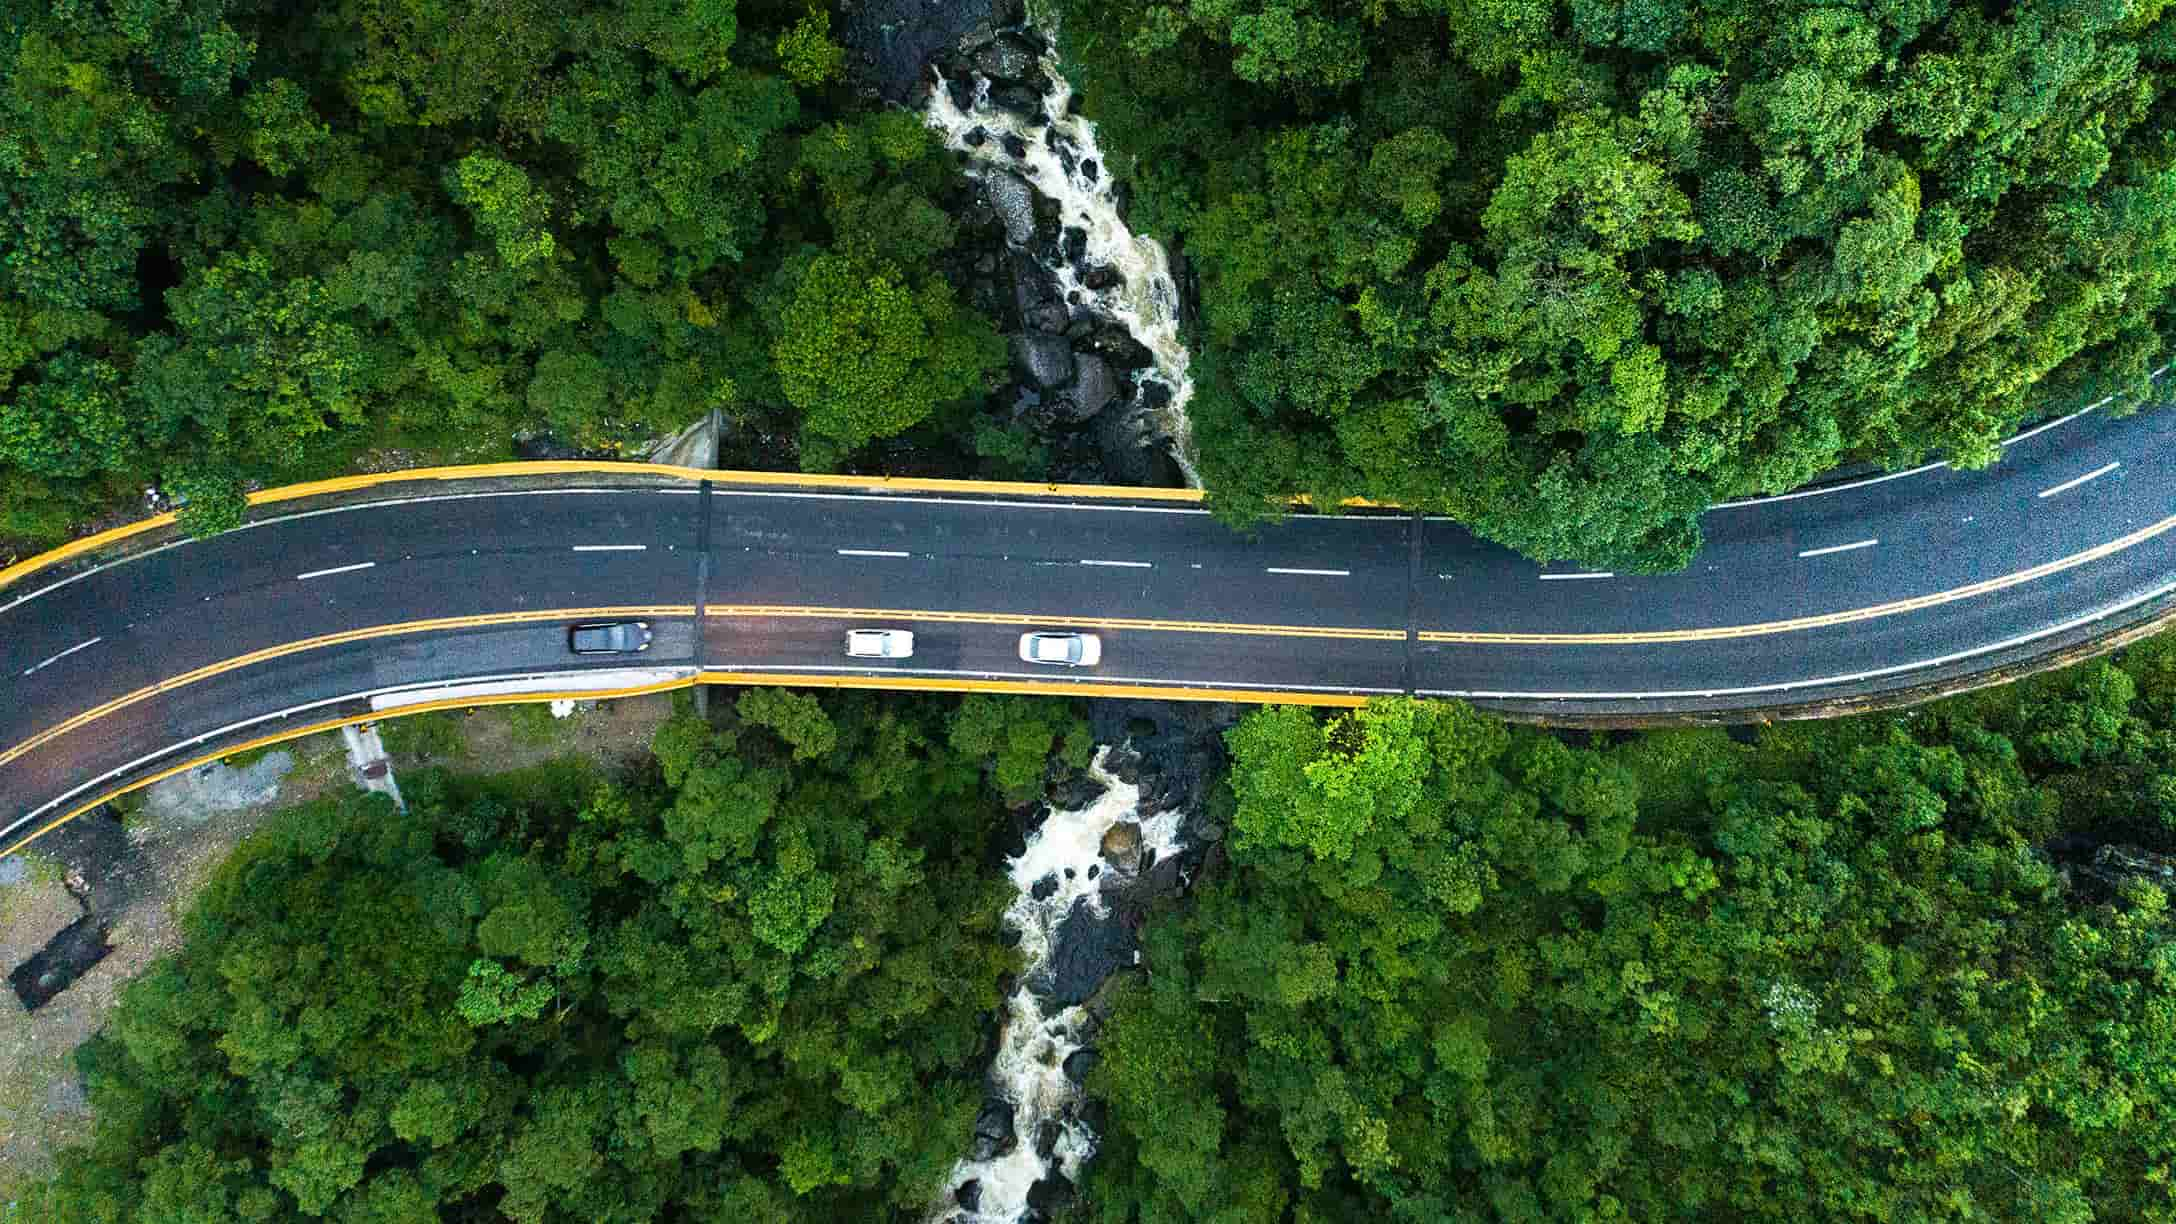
[1099, 819, 1142, 872]
[984, 173, 1037, 246]
[974, 33, 1040, 82]
[971, 1099, 1017, 1160]
[1011, 333, 1075, 391]
[1041, 896, 1133, 1009]
[1060, 355, 1119, 422]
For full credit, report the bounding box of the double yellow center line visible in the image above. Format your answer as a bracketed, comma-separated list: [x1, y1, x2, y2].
[6, 510, 2174, 772]
[0, 606, 693, 770]
[1422, 510, 2176, 645]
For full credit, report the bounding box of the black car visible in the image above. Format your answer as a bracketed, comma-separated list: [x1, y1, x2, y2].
[569, 621, 652, 655]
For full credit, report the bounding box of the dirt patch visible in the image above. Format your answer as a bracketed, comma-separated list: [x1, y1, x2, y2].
[0, 694, 674, 1200]
[0, 797, 281, 1201]
[401, 692, 678, 775]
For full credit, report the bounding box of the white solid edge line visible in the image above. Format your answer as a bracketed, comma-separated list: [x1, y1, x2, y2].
[21, 637, 102, 677]
[1423, 578, 2176, 703]
[1266, 567, 1351, 576]
[722, 488, 1212, 516]
[295, 561, 376, 581]
[1798, 538, 1879, 559]
[0, 488, 640, 616]
[707, 662, 1402, 695]
[1080, 559, 1152, 568]
[2037, 461, 2121, 499]
[837, 548, 912, 558]
[2, 667, 703, 836]
[571, 544, 648, 552]
[1538, 572, 1613, 581]
[1, 661, 1391, 841]
[1712, 362, 2168, 510]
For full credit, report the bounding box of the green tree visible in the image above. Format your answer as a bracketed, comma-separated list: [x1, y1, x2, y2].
[1055, 0, 2176, 567]
[770, 251, 1003, 464]
[1083, 655, 2176, 1219]
[27, 689, 1042, 1221]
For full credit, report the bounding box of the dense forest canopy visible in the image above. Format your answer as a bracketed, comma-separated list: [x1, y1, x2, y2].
[22, 652, 2176, 1220]
[21, 691, 1093, 1221]
[1054, 0, 2176, 566]
[6, 0, 2174, 566]
[1085, 643, 2176, 1220]
[0, 0, 1002, 541]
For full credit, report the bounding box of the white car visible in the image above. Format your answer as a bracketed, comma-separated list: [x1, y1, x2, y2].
[1018, 632, 1101, 667]
[845, 628, 914, 659]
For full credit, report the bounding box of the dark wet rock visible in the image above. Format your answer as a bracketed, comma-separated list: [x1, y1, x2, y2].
[989, 82, 1045, 120]
[1091, 700, 1246, 840]
[1081, 158, 1099, 183]
[963, 125, 987, 148]
[974, 32, 1040, 81]
[1088, 325, 1153, 372]
[1145, 442, 1188, 488]
[2065, 843, 2176, 904]
[1061, 226, 1088, 264]
[1002, 132, 1029, 159]
[955, 1179, 982, 1212]
[973, 253, 998, 275]
[1100, 820, 1143, 872]
[1027, 300, 1068, 333]
[984, 173, 1037, 246]
[1063, 1048, 1102, 1084]
[1027, 1173, 1076, 1215]
[1064, 319, 1094, 341]
[1124, 851, 1185, 907]
[1058, 355, 1118, 422]
[838, 0, 998, 104]
[972, 1099, 1017, 1161]
[1049, 770, 1105, 810]
[1101, 743, 1146, 786]
[1094, 408, 1156, 484]
[1031, 192, 1061, 240]
[1031, 873, 1060, 902]
[1041, 896, 1134, 1008]
[1011, 333, 1074, 390]
[1081, 264, 1121, 292]
[1035, 1120, 1062, 1159]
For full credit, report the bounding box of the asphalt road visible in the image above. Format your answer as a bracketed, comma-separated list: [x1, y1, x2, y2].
[3, 397, 2172, 845]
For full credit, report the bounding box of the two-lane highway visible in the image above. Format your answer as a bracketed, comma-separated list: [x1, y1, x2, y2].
[2, 390, 2172, 850]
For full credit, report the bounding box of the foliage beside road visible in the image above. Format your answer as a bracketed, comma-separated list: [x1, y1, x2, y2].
[1084, 642, 2176, 1220]
[1055, 0, 2176, 567]
[17, 691, 1090, 1221]
[0, 1, 1001, 543]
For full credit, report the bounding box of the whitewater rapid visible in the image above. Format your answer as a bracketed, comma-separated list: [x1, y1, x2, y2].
[935, 749, 1184, 1222]
[925, 42, 1200, 483]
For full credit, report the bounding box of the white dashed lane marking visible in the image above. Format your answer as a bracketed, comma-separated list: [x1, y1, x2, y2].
[22, 637, 102, 677]
[1798, 539, 1879, 559]
[2037, 462, 2120, 499]
[295, 562, 376, 581]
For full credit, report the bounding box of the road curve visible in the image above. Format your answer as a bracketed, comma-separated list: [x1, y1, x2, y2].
[2, 396, 2172, 850]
